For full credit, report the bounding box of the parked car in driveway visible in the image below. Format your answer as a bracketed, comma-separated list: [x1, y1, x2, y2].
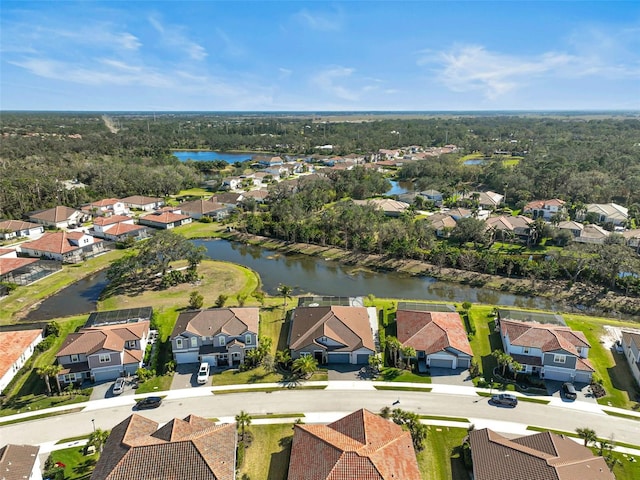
[490, 393, 518, 407]
[562, 382, 577, 400]
[112, 377, 126, 395]
[197, 362, 210, 385]
[134, 396, 162, 410]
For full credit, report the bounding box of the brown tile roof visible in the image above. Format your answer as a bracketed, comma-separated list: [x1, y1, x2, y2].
[0, 329, 42, 380]
[288, 409, 421, 480]
[469, 428, 615, 480]
[91, 414, 236, 480]
[0, 257, 39, 275]
[57, 321, 149, 357]
[90, 198, 121, 207]
[139, 211, 190, 224]
[172, 308, 259, 338]
[29, 206, 80, 223]
[20, 231, 102, 255]
[0, 444, 40, 479]
[179, 199, 227, 215]
[524, 199, 566, 211]
[0, 219, 42, 233]
[105, 223, 145, 236]
[289, 306, 375, 353]
[396, 310, 473, 356]
[500, 320, 590, 357]
[210, 192, 243, 204]
[93, 215, 134, 226]
[119, 195, 163, 206]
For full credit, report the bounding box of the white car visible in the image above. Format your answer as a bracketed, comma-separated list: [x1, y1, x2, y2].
[113, 377, 126, 395]
[197, 363, 210, 385]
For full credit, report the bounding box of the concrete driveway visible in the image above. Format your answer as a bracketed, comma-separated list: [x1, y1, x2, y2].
[545, 380, 597, 404]
[327, 364, 373, 381]
[89, 379, 136, 400]
[171, 363, 203, 389]
[429, 367, 472, 386]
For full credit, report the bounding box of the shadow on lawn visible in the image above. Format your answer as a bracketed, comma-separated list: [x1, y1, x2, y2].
[480, 320, 502, 378]
[267, 435, 293, 480]
[607, 352, 640, 405]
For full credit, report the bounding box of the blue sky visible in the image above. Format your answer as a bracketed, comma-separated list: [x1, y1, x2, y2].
[1, 1, 639, 111]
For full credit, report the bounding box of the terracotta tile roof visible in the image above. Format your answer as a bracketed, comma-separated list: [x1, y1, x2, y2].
[0, 219, 42, 232]
[20, 231, 102, 255]
[427, 214, 457, 230]
[139, 211, 190, 224]
[289, 306, 375, 353]
[172, 308, 259, 338]
[0, 444, 40, 479]
[119, 195, 163, 206]
[0, 248, 15, 257]
[500, 320, 590, 357]
[90, 198, 121, 207]
[469, 428, 615, 480]
[352, 198, 410, 214]
[57, 321, 149, 357]
[91, 414, 236, 480]
[242, 189, 269, 200]
[93, 215, 134, 226]
[0, 257, 39, 275]
[288, 409, 421, 480]
[0, 329, 42, 380]
[123, 349, 143, 365]
[397, 310, 473, 356]
[29, 206, 81, 223]
[524, 199, 565, 210]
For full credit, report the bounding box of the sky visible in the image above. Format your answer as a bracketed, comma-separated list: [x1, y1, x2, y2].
[1, 1, 639, 111]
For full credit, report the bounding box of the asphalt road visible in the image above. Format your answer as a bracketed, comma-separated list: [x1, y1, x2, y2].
[2, 389, 638, 446]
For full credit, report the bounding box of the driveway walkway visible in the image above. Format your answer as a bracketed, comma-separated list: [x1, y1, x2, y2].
[170, 363, 200, 390]
[429, 368, 472, 386]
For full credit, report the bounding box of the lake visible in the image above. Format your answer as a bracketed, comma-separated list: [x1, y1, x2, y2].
[26, 239, 563, 321]
[172, 151, 256, 163]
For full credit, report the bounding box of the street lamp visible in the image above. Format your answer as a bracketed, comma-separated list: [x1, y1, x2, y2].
[489, 378, 494, 396]
[91, 418, 96, 432]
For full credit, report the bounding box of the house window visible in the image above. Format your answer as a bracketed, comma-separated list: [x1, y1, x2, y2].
[300, 352, 311, 357]
[523, 347, 529, 354]
[126, 340, 136, 348]
[176, 338, 183, 349]
[219, 336, 226, 346]
[70, 354, 79, 363]
[553, 354, 566, 364]
[245, 334, 252, 345]
[99, 354, 110, 363]
[190, 337, 198, 348]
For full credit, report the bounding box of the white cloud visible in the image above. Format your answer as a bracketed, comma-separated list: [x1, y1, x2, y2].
[295, 8, 344, 31]
[149, 16, 207, 60]
[312, 67, 359, 101]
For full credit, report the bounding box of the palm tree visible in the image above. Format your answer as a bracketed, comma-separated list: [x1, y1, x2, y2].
[235, 410, 252, 443]
[400, 346, 416, 370]
[88, 428, 110, 453]
[385, 336, 402, 368]
[277, 284, 293, 310]
[37, 365, 61, 395]
[491, 350, 513, 377]
[292, 355, 318, 378]
[575, 427, 598, 447]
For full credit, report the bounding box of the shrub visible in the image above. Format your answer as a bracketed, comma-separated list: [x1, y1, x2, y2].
[189, 291, 204, 310]
[199, 216, 213, 223]
[46, 321, 61, 337]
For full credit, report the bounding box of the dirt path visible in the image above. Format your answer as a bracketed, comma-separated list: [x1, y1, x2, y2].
[101, 115, 119, 134]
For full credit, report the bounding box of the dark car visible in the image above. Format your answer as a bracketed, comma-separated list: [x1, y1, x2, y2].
[490, 393, 518, 407]
[562, 382, 577, 400]
[134, 396, 162, 410]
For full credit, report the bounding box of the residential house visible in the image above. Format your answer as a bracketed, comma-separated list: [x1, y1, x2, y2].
[396, 309, 473, 370]
[179, 199, 234, 221]
[171, 308, 260, 367]
[621, 330, 640, 388]
[19, 231, 105, 263]
[447, 207, 473, 221]
[0, 329, 43, 395]
[418, 189, 444, 206]
[253, 171, 277, 185]
[426, 213, 457, 238]
[0, 219, 44, 240]
[377, 148, 401, 160]
[523, 199, 566, 221]
[288, 408, 421, 480]
[221, 176, 242, 190]
[352, 198, 410, 217]
[580, 203, 628, 226]
[574, 224, 610, 245]
[210, 192, 244, 206]
[556, 220, 584, 238]
[29, 206, 87, 229]
[0, 444, 42, 480]
[91, 414, 236, 480]
[468, 428, 615, 480]
[81, 198, 128, 217]
[241, 189, 270, 203]
[55, 321, 150, 385]
[486, 215, 533, 241]
[499, 319, 594, 382]
[622, 229, 640, 251]
[119, 195, 165, 211]
[288, 306, 376, 364]
[257, 155, 284, 167]
[138, 211, 192, 230]
[469, 191, 504, 210]
[0, 248, 59, 286]
[91, 215, 147, 242]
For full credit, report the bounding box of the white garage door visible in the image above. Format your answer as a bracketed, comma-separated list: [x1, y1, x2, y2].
[429, 357, 454, 369]
[328, 353, 351, 364]
[458, 358, 471, 369]
[93, 368, 121, 382]
[175, 351, 199, 364]
[574, 371, 593, 384]
[543, 368, 572, 382]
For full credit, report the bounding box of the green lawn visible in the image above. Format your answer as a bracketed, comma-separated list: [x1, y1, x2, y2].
[135, 374, 173, 394]
[467, 305, 500, 379]
[238, 423, 293, 480]
[417, 426, 469, 480]
[565, 314, 640, 410]
[174, 220, 226, 239]
[210, 366, 283, 386]
[377, 367, 432, 383]
[602, 450, 640, 480]
[0, 249, 126, 324]
[48, 445, 98, 479]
